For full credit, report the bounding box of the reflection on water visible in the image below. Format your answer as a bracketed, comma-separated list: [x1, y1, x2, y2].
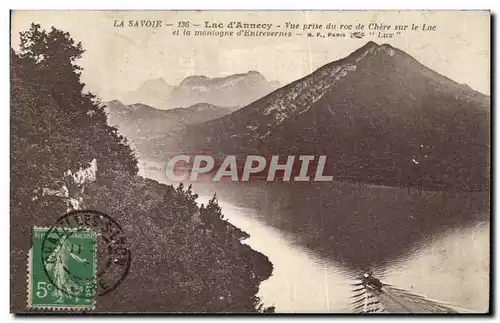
[197, 197, 489, 313]
[140, 162, 490, 313]
[197, 196, 355, 313]
[381, 222, 489, 312]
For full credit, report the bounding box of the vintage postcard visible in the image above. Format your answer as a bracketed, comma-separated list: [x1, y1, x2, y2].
[10, 10, 490, 313]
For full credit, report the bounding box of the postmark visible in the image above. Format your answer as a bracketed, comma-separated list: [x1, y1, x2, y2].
[27, 210, 131, 311]
[51, 210, 132, 296]
[28, 227, 97, 309]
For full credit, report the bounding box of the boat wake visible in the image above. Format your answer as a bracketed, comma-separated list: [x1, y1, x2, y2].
[351, 273, 471, 313]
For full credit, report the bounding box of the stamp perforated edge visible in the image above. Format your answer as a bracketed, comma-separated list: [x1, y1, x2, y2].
[26, 226, 99, 311]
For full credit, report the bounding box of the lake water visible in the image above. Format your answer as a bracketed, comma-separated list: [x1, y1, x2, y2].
[139, 161, 490, 313]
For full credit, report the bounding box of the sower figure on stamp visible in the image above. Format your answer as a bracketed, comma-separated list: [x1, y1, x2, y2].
[45, 234, 88, 303]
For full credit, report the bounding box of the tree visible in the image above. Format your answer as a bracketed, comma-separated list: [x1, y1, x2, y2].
[11, 24, 274, 313]
[16, 23, 138, 185]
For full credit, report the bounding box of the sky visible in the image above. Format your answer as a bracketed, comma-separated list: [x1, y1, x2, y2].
[10, 10, 490, 101]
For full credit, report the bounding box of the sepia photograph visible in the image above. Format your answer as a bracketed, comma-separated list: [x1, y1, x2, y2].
[9, 10, 491, 314]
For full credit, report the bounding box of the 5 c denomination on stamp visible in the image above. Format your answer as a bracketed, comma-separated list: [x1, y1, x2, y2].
[28, 227, 97, 310]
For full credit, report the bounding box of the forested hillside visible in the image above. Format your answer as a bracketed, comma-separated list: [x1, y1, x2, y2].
[10, 24, 273, 313]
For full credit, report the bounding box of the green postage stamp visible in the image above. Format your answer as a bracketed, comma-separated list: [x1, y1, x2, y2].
[27, 227, 97, 310]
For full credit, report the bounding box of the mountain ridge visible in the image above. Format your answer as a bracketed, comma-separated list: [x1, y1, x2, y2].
[121, 70, 280, 110]
[179, 41, 490, 191]
[104, 100, 235, 160]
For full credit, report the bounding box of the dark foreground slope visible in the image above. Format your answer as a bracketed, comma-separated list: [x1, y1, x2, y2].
[82, 180, 274, 312]
[10, 25, 273, 313]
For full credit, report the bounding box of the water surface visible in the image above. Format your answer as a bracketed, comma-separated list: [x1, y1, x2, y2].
[140, 161, 490, 313]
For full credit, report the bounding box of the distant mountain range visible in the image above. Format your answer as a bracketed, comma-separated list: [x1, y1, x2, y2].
[121, 78, 174, 110]
[179, 41, 490, 191]
[104, 100, 232, 159]
[120, 71, 280, 110]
